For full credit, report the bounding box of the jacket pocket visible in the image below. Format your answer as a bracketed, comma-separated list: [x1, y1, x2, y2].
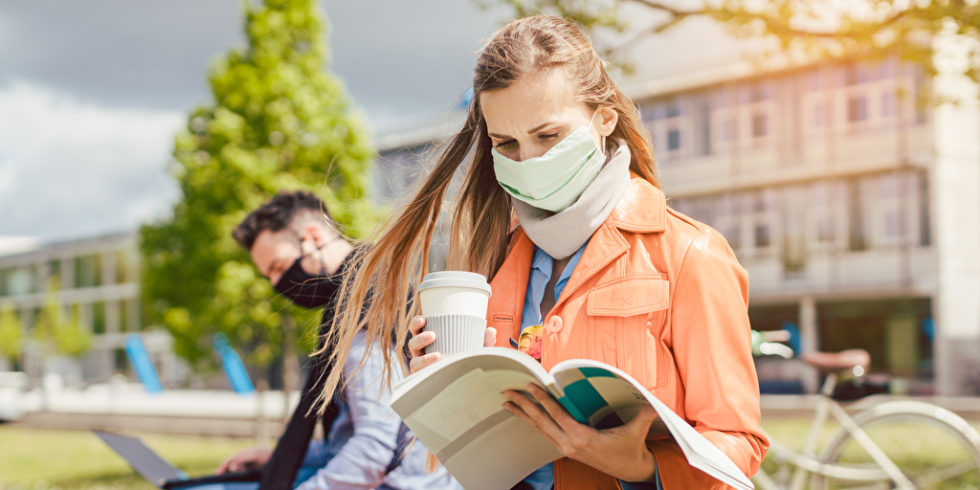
[586, 274, 669, 390]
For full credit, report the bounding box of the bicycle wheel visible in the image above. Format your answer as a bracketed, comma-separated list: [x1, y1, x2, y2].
[812, 400, 980, 490]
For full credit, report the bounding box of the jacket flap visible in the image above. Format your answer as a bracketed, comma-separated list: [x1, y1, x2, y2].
[586, 274, 669, 317]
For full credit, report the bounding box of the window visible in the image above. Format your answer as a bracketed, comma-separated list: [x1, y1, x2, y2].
[802, 67, 837, 135]
[715, 194, 743, 253]
[122, 298, 140, 332]
[918, 170, 931, 247]
[816, 216, 834, 243]
[720, 118, 736, 141]
[46, 260, 60, 289]
[645, 98, 689, 162]
[92, 302, 106, 334]
[864, 172, 921, 247]
[746, 190, 779, 256]
[667, 129, 681, 151]
[845, 63, 873, 85]
[881, 90, 898, 118]
[847, 96, 868, 122]
[75, 254, 100, 289]
[743, 81, 774, 145]
[713, 191, 778, 257]
[913, 66, 927, 125]
[847, 179, 867, 251]
[814, 100, 831, 128]
[751, 113, 768, 138]
[708, 86, 739, 151]
[115, 249, 134, 284]
[6, 268, 33, 296]
[875, 173, 906, 244]
[670, 195, 716, 225]
[754, 222, 772, 249]
[697, 99, 712, 156]
[709, 81, 774, 148]
[809, 181, 848, 251]
[841, 58, 910, 132]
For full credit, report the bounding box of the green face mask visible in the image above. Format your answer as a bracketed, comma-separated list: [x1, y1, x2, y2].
[492, 110, 605, 212]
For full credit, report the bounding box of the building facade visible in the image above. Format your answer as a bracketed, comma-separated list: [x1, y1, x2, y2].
[0, 232, 179, 386]
[374, 53, 980, 395]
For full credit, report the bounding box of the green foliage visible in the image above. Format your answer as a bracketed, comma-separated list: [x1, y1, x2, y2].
[482, 0, 980, 84]
[140, 0, 378, 370]
[56, 306, 93, 358]
[32, 280, 92, 358]
[0, 302, 23, 361]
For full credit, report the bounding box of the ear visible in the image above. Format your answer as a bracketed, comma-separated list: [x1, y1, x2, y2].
[596, 105, 618, 137]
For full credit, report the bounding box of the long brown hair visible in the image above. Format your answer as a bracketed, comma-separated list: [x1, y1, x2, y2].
[316, 14, 659, 410]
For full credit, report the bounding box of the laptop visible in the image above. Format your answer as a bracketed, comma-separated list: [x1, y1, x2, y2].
[94, 430, 262, 489]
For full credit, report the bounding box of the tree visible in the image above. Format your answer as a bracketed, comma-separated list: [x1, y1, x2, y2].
[33, 280, 92, 358]
[140, 0, 378, 378]
[0, 303, 23, 364]
[481, 0, 980, 83]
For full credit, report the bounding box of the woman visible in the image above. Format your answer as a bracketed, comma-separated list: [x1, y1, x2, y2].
[320, 14, 768, 489]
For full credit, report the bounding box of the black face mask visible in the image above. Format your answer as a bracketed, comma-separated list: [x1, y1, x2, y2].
[273, 242, 342, 309]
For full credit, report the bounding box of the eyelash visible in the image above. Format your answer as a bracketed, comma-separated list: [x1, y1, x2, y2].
[495, 133, 560, 149]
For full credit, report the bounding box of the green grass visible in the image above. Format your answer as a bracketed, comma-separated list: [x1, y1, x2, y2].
[2, 418, 978, 489]
[760, 416, 980, 489]
[0, 426, 256, 490]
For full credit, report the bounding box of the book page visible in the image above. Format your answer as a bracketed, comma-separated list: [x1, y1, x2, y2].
[390, 348, 563, 490]
[550, 359, 754, 490]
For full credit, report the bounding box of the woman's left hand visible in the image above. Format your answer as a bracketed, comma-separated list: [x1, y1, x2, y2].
[503, 383, 658, 482]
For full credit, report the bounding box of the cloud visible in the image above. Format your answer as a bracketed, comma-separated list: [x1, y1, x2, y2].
[0, 0, 511, 240]
[0, 0, 506, 131]
[0, 0, 243, 112]
[0, 81, 183, 241]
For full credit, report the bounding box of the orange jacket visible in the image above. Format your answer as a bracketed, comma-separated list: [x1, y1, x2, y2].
[486, 174, 769, 489]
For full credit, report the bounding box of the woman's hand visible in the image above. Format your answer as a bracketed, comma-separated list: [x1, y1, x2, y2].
[503, 383, 658, 482]
[407, 316, 497, 374]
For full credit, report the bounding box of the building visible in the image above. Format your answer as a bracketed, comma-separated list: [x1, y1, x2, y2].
[373, 28, 980, 395]
[0, 232, 179, 386]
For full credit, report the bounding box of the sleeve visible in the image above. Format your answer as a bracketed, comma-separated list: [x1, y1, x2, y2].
[294, 335, 402, 490]
[651, 227, 770, 489]
[300, 440, 327, 469]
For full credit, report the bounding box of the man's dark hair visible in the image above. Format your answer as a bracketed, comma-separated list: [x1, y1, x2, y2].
[232, 191, 336, 250]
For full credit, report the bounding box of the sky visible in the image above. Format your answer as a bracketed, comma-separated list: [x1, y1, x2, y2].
[0, 1, 750, 245]
[0, 0, 510, 242]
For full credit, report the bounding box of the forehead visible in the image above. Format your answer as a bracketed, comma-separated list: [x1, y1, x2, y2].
[479, 67, 579, 131]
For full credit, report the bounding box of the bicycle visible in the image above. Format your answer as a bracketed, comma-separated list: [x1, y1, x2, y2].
[752, 332, 980, 489]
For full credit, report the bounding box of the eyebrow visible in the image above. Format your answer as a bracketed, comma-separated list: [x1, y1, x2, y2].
[488, 121, 559, 139]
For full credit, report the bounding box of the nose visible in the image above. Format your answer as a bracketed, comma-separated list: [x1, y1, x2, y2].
[517, 147, 544, 162]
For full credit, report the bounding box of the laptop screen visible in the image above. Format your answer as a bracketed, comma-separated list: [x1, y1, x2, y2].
[94, 430, 184, 486]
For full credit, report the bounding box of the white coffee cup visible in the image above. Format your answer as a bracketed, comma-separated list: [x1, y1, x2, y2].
[417, 271, 491, 355]
[417, 271, 491, 318]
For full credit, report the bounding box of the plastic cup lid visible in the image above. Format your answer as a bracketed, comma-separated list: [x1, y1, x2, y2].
[418, 271, 491, 295]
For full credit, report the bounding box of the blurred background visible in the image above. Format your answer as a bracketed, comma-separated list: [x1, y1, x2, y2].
[1, 0, 979, 487]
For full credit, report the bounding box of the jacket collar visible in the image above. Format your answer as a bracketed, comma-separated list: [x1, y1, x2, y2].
[606, 172, 666, 233]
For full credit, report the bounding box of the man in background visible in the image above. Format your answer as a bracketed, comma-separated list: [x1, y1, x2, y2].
[220, 190, 455, 489]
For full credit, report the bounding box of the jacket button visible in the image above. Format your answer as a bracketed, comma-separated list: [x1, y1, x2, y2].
[546, 316, 564, 333]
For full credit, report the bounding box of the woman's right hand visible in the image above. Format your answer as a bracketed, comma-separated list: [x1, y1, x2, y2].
[407, 315, 497, 374]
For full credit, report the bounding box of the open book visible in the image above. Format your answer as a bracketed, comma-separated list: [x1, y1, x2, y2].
[390, 347, 753, 490]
